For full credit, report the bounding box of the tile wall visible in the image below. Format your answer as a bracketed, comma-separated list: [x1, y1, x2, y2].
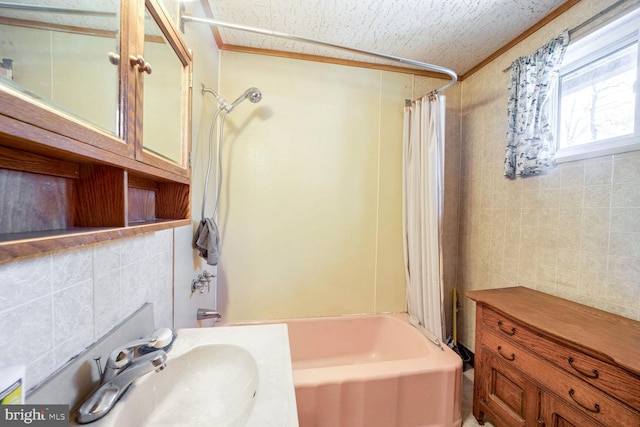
[0, 229, 174, 391]
[457, 0, 640, 349]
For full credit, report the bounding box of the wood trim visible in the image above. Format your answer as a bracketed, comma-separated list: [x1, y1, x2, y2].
[0, 219, 191, 264]
[146, 0, 192, 65]
[199, 0, 224, 48]
[0, 16, 163, 43]
[73, 165, 126, 228]
[156, 182, 190, 219]
[185, 60, 193, 173]
[0, 146, 79, 179]
[0, 16, 116, 38]
[0, 115, 189, 184]
[459, 0, 582, 81]
[120, 0, 139, 155]
[221, 44, 450, 79]
[198, 0, 583, 81]
[128, 174, 160, 191]
[128, 187, 156, 223]
[194, 0, 446, 78]
[0, 89, 129, 158]
[139, 150, 190, 179]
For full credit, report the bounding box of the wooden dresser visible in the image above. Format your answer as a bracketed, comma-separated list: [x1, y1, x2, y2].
[467, 287, 640, 427]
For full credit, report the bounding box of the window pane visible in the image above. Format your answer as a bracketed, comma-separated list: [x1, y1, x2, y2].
[559, 42, 637, 148]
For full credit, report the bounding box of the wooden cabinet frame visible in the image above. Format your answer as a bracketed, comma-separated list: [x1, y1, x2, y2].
[0, 0, 192, 263]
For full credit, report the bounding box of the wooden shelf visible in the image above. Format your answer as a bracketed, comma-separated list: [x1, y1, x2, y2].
[0, 219, 190, 263]
[0, 145, 191, 264]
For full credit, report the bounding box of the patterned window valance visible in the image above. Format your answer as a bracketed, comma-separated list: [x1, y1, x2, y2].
[504, 30, 569, 178]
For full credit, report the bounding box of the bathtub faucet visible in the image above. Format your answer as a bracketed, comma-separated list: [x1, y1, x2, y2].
[197, 308, 222, 320]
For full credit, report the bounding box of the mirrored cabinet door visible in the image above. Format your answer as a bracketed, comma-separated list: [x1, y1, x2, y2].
[0, 0, 121, 137]
[141, 4, 184, 166]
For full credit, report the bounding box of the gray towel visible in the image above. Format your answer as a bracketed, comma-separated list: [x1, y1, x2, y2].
[194, 218, 220, 266]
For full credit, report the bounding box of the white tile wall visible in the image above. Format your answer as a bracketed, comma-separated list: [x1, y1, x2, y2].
[0, 229, 174, 391]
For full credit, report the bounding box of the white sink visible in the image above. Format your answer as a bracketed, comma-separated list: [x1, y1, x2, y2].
[112, 344, 258, 426]
[86, 324, 298, 427]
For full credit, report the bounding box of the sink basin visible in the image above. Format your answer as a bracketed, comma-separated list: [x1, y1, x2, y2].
[84, 324, 298, 426]
[112, 344, 258, 426]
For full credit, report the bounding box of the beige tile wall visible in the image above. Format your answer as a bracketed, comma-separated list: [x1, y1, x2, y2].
[457, 0, 640, 349]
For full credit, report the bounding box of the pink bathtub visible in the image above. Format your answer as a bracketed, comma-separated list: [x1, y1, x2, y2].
[248, 313, 462, 427]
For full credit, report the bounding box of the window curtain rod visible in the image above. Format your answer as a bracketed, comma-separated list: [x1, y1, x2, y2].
[180, 14, 458, 95]
[502, 0, 631, 73]
[568, 0, 630, 36]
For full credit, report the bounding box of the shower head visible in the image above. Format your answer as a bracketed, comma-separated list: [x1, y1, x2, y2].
[228, 87, 262, 111]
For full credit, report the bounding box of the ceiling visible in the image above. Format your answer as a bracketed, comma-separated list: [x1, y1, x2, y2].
[202, 0, 572, 78]
[0, 0, 121, 32]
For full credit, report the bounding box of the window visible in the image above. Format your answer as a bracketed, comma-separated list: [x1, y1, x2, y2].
[554, 7, 640, 162]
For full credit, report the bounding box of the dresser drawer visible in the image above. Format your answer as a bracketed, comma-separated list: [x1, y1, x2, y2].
[482, 331, 640, 426]
[540, 391, 601, 427]
[483, 306, 640, 410]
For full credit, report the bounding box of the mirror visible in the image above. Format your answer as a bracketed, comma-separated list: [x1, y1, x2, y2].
[142, 4, 184, 165]
[0, 0, 120, 135]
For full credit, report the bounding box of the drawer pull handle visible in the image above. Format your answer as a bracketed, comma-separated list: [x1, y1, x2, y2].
[497, 346, 515, 361]
[568, 389, 600, 414]
[568, 357, 599, 379]
[497, 321, 516, 336]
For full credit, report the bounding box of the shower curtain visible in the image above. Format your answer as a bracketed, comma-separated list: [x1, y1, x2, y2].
[402, 94, 445, 340]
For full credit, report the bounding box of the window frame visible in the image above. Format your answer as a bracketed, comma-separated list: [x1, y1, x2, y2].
[553, 7, 640, 163]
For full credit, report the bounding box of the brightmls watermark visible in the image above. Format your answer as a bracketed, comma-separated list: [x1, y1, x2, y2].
[0, 405, 68, 426]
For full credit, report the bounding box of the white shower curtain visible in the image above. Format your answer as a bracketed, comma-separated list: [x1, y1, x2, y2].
[402, 94, 445, 341]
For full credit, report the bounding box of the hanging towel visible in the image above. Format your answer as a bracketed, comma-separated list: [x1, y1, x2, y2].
[193, 218, 220, 266]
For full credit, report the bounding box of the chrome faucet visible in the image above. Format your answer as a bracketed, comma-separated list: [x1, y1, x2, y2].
[197, 308, 222, 320]
[76, 328, 175, 424]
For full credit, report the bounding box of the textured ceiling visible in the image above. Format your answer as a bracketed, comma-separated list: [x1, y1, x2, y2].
[0, 0, 120, 32]
[205, 0, 570, 76]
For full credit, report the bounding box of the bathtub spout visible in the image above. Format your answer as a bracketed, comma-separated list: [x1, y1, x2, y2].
[197, 308, 221, 320]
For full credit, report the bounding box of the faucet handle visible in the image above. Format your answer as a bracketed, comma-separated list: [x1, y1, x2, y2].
[106, 328, 175, 369]
[148, 328, 174, 349]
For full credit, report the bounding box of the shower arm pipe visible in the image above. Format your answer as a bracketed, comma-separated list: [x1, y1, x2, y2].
[181, 15, 458, 95]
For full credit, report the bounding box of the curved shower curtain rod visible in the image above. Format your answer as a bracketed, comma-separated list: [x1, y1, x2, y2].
[180, 15, 458, 95]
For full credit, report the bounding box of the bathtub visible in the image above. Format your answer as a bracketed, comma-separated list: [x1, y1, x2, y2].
[242, 313, 462, 427]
